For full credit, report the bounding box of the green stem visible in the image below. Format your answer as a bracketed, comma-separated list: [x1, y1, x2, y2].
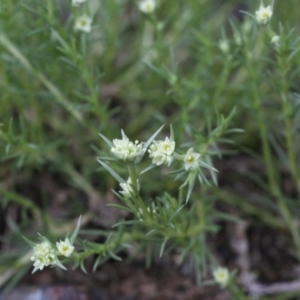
[0, 186, 41, 217]
[278, 55, 300, 195]
[227, 281, 249, 300]
[254, 87, 279, 195]
[127, 163, 150, 218]
[79, 36, 108, 126]
[127, 162, 139, 190]
[246, 51, 300, 261]
[254, 84, 300, 261]
[76, 232, 132, 260]
[211, 58, 231, 109]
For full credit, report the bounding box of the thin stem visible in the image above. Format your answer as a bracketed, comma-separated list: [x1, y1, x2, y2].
[227, 281, 249, 300]
[278, 53, 300, 195]
[0, 186, 41, 217]
[79, 35, 108, 125]
[127, 163, 150, 218]
[246, 52, 278, 195]
[245, 43, 300, 261]
[127, 162, 139, 190]
[211, 58, 231, 109]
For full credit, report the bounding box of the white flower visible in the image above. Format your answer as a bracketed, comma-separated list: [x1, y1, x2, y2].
[139, 0, 156, 14]
[255, 4, 272, 25]
[56, 238, 75, 257]
[271, 35, 280, 48]
[213, 267, 230, 288]
[111, 132, 145, 162]
[72, 0, 87, 6]
[74, 15, 93, 33]
[183, 148, 200, 171]
[148, 137, 175, 166]
[160, 137, 175, 155]
[120, 178, 139, 197]
[30, 240, 58, 273]
[219, 39, 229, 53]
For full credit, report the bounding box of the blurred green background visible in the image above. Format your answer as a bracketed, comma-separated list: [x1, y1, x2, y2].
[1, 0, 300, 294]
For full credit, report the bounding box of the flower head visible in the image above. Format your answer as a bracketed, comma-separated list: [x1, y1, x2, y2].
[139, 0, 156, 14]
[120, 178, 139, 197]
[30, 240, 58, 273]
[255, 4, 273, 25]
[271, 35, 280, 48]
[56, 238, 74, 257]
[72, 0, 87, 6]
[148, 137, 175, 166]
[111, 131, 145, 162]
[183, 148, 200, 171]
[75, 15, 93, 33]
[213, 267, 230, 288]
[219, 39, 229, 53]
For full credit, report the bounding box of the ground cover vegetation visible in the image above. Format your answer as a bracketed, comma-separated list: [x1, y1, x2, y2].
[1, 0, 300, 299]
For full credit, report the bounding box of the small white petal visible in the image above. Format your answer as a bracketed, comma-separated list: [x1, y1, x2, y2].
[75, 15, 93, 33]
[183, 148, 200, 171]
[56, 238, 75, 257]
[213, 267, 230, 287]
[139, 0, 156, 14]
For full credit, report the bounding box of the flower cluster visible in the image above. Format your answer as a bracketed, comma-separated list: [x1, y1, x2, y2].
[99, 127, 217, 204]
[30, 237, 74, 273]
[31, 240, 59, 273]
[139, 0, 156, 14]
[148, 137, 175, 166]
[255, 3, 273, 25]
[27, 216, 82, 273]
[111, 132, 145, 162]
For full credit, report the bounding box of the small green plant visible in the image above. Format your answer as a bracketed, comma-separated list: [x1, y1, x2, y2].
[1, 0, 300, 298]
[23, 120, 238, 280]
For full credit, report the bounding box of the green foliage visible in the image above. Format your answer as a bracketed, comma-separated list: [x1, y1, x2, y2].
[1, 0, 300, 298]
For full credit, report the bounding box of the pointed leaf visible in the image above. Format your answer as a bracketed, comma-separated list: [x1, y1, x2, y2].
[107, 204, 133, 213]
[97, 158, 124, 183]
[121, 129, 128, 139]
[70, 215, 82, 245]
[80, 260, 87, 274]
[108, 250, 122, 261]
[170, 205, 185, 221]
[144, 125, 165, 149]
[23, 236, 36, 248]
[93, 255, 102, 272]
[98, 133, 113, 147]
[186, 172, 197, 203]
[140, 163, 157, 175]
[170, 124, 174, 141]
[56, 259, 67, 271]
[159, 237, 169, 258]
[146, 228, 158, 237]
[112, 220, 142, 227]
[199, 160, 218, 171]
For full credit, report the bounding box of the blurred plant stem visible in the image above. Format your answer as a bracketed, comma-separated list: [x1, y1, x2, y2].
[277, 43, 300, 196]
[245, 30, 300, 262]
